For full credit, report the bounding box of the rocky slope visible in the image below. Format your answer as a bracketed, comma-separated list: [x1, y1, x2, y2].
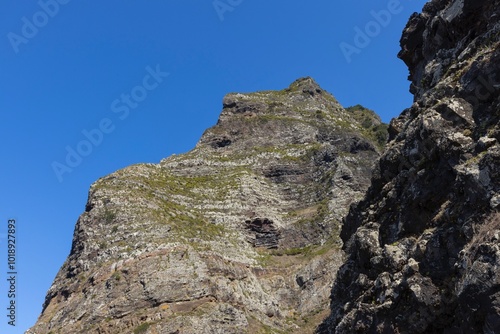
[319, 0, 500, 333]
[28, 78, 386, 333]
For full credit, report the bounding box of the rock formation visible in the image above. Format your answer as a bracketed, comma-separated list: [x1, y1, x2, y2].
[28, 78, 385, 333]
[319, 0, 500, 332]
[29, 1, 500, 332]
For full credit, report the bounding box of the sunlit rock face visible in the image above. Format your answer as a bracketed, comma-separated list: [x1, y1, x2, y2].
[27, 77, 385, 334]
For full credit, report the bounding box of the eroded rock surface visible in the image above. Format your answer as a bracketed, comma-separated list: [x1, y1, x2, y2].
[319, 0, 500, 333]
[28, 78, 385, 334]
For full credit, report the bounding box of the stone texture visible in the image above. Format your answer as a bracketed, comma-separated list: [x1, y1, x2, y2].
[319, 0, 500, 333]
[27, 77, 384, 334]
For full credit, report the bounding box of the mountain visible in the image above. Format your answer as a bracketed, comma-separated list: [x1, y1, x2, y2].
[319, 0, 500, 332]
[29, 0, 500, 332]
[27, 77, 385, 333]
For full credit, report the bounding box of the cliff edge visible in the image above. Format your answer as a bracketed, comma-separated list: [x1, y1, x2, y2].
[319, 0, 500, 332]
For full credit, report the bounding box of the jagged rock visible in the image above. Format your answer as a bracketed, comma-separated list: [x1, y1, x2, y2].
[245, 218, 281, 249]
[27, 78, 384, 333]
[319, 0, 500, 333]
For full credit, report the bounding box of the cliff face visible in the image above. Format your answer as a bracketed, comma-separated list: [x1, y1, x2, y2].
[320, 0, 500, 333]
[28, 78, 385, 333]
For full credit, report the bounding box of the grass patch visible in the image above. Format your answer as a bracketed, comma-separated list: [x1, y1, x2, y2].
[345, 104, 388, 149]
[464, 213, 500, 264]
[133, 322, 151, 334]
[101, 207, 116, 224]
[271, 245, 312, 256]
[112, 271, 121, 281]
[247, 315, 287, 334]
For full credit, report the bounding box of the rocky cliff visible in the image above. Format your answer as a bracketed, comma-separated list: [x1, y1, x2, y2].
[319, 0, 500, 333]
[28, 78, 386, 333]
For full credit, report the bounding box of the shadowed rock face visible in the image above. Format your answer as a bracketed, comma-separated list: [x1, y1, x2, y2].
[319, 0, 500, 333]
[27, 77, 385, 334]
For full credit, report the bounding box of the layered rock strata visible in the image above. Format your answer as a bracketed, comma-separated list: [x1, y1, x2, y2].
[28, 78, 386, 333]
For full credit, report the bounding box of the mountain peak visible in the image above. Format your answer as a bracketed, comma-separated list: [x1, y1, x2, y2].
[287, 76, 322, 94]
[28, 77, 386, 334]
[220, 77, 341, 121]
[204, 78, 384, 153]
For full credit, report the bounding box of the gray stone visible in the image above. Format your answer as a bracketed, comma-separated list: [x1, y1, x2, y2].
[319, 0, 500, 332]
[27, 78, 383, 334]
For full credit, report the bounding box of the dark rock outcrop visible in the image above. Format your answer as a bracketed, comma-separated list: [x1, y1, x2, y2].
[319, 0, 500, 333]
[28, 78, 385, 333]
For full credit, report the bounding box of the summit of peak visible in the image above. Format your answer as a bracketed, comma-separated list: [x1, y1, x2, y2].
[287, 77, 323, 95]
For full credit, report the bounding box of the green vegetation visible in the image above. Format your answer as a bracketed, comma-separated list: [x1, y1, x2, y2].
[247, 315, 288, 334]
[271, 245, 312, 256]
[256, 251, 272, 266]
[256, 235, 341, 268]
[371, 123, 390, 148]
[112, 271, 121, 281]
[291, 198, 329, 225]
[345, 105, 389, 149]
[133, 322, 151, 334]
[102, 207, 117, 224]
[252, 89, 289, 98]
[89, 164, 249, 249]
[345, 104, 379, 125]
[465, 151, 487, 166]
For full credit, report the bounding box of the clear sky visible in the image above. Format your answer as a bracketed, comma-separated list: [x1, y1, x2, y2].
[1, 1, 426, 332]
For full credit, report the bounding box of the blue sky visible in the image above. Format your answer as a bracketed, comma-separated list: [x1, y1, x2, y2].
[1, 1, 426, 332]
